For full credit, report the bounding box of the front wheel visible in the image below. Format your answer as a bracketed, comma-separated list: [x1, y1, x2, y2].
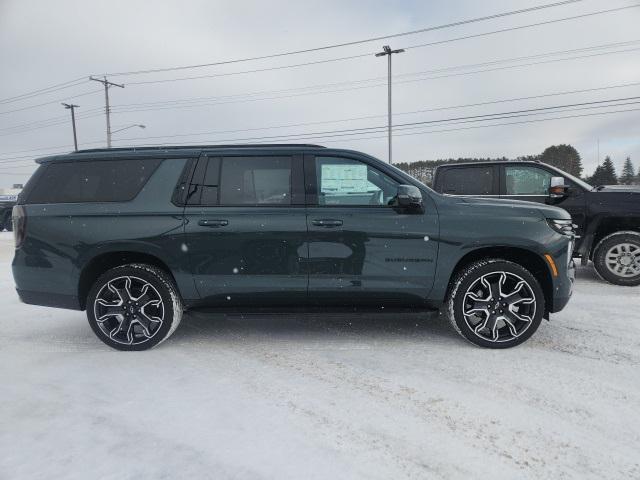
[446, 259, 545, 348]
[86, 264, 183, 351]
[593, 232, 640, 286]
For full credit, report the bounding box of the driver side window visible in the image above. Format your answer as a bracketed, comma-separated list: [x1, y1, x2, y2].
[505, 166, 552, 195]
[315, 157, 399, 206]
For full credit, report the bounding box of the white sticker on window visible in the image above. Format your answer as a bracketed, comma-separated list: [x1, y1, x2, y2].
[321, 164, 369, 194]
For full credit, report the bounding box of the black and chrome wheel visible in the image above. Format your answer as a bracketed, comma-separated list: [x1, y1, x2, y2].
[446, 259, 545, 348]
[86, 264, 183, 351]
[593, 232, 640, 286]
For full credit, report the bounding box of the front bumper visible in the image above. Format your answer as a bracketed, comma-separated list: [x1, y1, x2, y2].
[550, 258, 575, 313]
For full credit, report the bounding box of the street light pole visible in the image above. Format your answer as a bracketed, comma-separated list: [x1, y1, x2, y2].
[89, 76, 124, 148]
[375, 45, 404, 164]
[111, 124, 146, 135]
[61, 103, 79, 151]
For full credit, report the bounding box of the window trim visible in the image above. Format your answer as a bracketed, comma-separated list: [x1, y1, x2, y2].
[171, 157, 199, 207]
[306, 154, 403, 208]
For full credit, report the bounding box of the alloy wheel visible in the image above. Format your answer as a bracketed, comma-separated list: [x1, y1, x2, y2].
[93, 276, 165, 345]
[462, 271, 536, 343]
[604, 243, 640, 278]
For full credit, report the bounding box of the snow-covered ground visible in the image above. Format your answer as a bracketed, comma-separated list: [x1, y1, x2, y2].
[0, 230, 638, 480]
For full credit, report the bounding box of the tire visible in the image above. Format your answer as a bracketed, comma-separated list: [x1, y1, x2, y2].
[446, 259, 545, 349]
[86, 264, 183, 351]
[593, 231, 640, 286]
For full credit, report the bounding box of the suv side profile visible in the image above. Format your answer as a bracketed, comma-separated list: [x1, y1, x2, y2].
[432, 160, 640, 286]
[12, 145, 575, 350]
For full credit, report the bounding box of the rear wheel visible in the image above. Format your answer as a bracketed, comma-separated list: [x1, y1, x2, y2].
[593, 232, 640, 286]
[86, 264, 183, 351]
[446, 259, 545, 348]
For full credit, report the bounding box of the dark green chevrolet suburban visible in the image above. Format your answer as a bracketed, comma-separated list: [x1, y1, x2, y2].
[12, 145, 575, 350]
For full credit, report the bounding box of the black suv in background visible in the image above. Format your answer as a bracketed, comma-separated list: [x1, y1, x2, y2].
[432, 160, 640, 286]
[12, 145, 575, 350]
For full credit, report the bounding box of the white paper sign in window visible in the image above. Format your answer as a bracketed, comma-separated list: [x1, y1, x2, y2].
[321, 164, 369, 194]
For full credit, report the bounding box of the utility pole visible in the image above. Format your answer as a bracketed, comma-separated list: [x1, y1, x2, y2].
[89, 76, 124, 148]
[375, 45, 404, 164]
[61, 103, 79, 151]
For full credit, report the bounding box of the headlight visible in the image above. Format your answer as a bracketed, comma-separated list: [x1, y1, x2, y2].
[547, 218, 576, 237]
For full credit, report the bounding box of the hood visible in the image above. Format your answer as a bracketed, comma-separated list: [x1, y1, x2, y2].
[593, 185, 640, 193]
[455, 195, 571, 220]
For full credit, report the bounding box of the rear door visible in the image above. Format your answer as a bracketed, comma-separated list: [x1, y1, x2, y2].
[304, 154, 439, 307]
[182, 153, 308, 306]
[436, 165, 498, 196]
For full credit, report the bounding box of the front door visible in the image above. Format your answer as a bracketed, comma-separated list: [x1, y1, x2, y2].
[182, 154, 307, 306]
[500, 164, 587, 236]
[304, 154, 439, 307]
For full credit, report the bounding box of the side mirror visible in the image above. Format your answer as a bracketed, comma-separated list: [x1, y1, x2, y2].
[549, 176, 569, 198]
[396, 184, 423, 211]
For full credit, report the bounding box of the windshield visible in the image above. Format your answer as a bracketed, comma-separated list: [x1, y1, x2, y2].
[546, 164, 593, 190]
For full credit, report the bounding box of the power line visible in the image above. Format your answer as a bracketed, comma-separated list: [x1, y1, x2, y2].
[401, 4, 640, 52]
[320, 107, 640, 145]
[97, 78, 638, 144]
[5, 39, 628, 138]
[0, 0, 630, 111]
[0, 78, 89, 105]
[126, 53, 374, 86]
[1, 103, 638, 167]
[110, 95, 640, 146]
[98, 0, 584, 77]
[1, 77, 635, 159]
[123, 4, 640, 86]
[0, 89, 102, 116]
[3, 76, 639, 145]
[0, 110, 105, 136]
[113, 97, 640, 145]
[105, 42, 640, 116]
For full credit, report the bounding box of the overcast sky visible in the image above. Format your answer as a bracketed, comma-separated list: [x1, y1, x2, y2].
[1, 0, 639, 187]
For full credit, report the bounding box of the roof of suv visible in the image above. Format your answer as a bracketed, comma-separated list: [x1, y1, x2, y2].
[34, 144, 329, 164]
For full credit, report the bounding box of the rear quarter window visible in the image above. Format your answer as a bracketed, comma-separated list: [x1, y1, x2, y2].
[27, 159, 162, 204]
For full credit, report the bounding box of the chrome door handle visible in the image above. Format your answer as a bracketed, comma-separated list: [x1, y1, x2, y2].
[198, 219, 229, 227]
[311, 219, 343, 227]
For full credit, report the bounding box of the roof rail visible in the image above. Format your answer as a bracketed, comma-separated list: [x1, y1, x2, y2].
[73, 144, 326, 154]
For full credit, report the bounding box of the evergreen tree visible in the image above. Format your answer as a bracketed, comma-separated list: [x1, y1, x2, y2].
[589, 156, 618, 186]
[539, 144, 583, 177]
[619, 157, 636, 185]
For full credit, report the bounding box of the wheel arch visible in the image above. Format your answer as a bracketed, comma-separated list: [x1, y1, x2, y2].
[78, 251, 179, 310]
[447, 246, 553, 314]
[591, 217, 640, 258]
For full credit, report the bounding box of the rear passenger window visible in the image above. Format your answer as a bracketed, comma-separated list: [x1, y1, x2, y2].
[188, 156, 292, 206]
[441, 167, 494, 195]
[27, 159, 161, 204]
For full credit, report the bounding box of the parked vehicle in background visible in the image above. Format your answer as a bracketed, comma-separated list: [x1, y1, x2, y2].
[12, 145, 575, 350]
[0, 194, 18, 232]
[432, 160, 640, 286]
